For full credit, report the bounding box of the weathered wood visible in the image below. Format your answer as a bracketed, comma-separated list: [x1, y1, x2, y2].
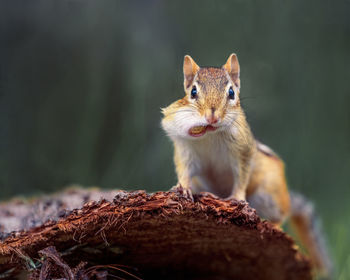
[0, 188, 311, 280]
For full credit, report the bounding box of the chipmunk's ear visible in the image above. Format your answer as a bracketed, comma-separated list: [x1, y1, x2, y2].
[183, 55, 200, 89]
[223, 53, 240, 88]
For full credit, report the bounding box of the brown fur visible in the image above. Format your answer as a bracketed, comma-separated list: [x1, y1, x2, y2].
[161, 54, 332, 277]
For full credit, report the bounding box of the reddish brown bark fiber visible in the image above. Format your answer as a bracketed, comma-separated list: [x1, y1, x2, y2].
[0, 189, 311, 280]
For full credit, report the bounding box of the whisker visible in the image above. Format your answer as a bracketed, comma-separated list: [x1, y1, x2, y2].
[164, 109, 196, 116]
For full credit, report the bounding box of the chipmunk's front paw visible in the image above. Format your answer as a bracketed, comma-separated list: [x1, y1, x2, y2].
[170, 183, 194, 201]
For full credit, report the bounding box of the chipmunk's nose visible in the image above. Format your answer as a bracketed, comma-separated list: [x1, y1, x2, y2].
[205, 107, 218, 124]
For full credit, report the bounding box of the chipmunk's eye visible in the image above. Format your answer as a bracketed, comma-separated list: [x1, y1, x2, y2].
[191, 86, 198, 99]
[228, 86, 235, 99]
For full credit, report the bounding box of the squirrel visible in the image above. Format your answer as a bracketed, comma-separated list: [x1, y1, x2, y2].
[161, 53, 333, 278]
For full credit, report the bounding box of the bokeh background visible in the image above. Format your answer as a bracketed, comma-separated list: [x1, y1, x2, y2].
[1, 0, 349, 277]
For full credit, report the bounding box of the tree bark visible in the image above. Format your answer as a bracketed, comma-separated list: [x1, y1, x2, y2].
[0, 188, 311, 280]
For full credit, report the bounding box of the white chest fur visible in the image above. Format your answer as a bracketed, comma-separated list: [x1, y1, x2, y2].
[175, 130, 240, 198]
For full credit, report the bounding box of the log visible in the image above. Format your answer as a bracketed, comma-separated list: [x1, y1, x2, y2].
[0, 188, 311, 280]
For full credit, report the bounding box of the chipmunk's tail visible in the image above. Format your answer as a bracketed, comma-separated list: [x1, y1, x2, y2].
[289, 191, 333, 279]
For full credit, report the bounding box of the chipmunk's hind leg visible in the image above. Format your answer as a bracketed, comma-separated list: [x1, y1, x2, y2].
[246, 144, 291, 225]
[247, 189, 288, 225]
[247, 143, 333, 277]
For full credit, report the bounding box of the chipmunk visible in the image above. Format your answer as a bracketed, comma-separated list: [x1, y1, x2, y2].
[161, 54, 332, 278]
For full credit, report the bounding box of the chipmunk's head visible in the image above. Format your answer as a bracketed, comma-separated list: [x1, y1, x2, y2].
[162, 53, 242, 140]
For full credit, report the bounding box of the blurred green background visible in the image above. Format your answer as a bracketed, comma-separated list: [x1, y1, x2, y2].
[1, 0, 349, 277]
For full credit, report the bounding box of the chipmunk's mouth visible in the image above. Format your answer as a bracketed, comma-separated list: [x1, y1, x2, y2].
[188, 125, 217, 137]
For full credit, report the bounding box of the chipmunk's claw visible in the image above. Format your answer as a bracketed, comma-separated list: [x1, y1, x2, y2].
[170, 183, 194, 202]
